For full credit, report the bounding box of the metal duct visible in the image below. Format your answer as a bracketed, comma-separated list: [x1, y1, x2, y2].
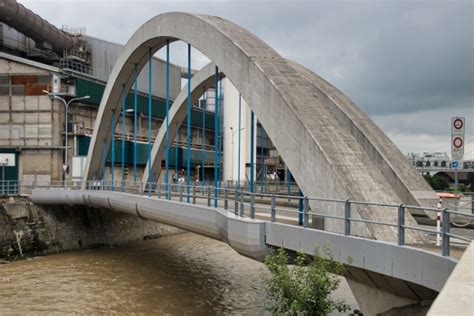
[0, 0, 76, 53]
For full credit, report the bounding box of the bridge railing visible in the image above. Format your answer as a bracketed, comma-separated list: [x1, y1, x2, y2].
[0, 180, 21, 197]
[30, 180, 474, 258]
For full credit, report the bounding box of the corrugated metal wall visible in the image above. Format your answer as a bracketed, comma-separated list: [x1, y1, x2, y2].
[78, 136, 213, 167]
[85, 36, 181, 100]
[75, 78, 215, 129]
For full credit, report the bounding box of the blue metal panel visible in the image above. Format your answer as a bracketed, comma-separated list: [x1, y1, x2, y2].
[133, 63, 138, 192]
[298, 189, 303, 225]
[250, 111, 254, 193]
[101, 138, 106, 185]
[186, 43, 191, 202]
[202, 91, 206, 183]
[175, 125, 179, 178]
[111, 109, 115, 190]
[238, 94, 241, 188]
[214, 66, 219, 207]
[121, 84, 125, 192]
[165, 40, 170, 198]
[147, 48, 152, 195]
[260, 123, 264, 193]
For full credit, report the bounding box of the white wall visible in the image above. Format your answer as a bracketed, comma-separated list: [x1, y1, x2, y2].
[222, 78, 256, 183]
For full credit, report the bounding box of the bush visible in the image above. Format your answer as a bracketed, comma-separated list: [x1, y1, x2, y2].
[424, 175, 449, 191]
[263, 247, 350, 315]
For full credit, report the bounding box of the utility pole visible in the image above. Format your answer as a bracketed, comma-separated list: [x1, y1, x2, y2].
[43, 91, 90, 189]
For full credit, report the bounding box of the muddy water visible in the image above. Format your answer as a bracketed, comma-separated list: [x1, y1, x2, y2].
[0, 233, 357, 315]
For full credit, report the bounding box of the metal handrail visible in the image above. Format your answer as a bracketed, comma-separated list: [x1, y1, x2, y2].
[27, 180, 474, 258]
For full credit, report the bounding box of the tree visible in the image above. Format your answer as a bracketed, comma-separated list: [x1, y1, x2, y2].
[424, 175, 449, 191]
[467, 173, 474, 188]
[263, 247, 350, 315]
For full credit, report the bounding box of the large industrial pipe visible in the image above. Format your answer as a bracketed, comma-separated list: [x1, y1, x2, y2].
[0, 0, 76, 53]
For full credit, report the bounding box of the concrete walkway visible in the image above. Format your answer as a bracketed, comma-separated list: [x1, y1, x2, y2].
[428, 241, 474, 315]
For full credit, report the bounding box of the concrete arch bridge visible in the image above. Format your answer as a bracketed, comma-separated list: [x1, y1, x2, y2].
[31, 12, 473, 315]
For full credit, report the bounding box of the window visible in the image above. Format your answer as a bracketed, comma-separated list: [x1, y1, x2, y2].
[10, 75, 51, 96]
[0, 75, 9, 96]
[0, 75, 9, 84]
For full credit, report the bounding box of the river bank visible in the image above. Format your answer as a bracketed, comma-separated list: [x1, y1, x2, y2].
[0, 197, 181, 261]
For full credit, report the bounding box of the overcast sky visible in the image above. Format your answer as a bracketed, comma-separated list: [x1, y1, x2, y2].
[21, 0, 474, 159]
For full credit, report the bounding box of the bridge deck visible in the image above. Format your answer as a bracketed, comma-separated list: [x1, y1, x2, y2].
[31, 188, 457, 301]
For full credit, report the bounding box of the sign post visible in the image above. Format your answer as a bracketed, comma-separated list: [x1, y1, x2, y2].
[451, 117, 465, 214]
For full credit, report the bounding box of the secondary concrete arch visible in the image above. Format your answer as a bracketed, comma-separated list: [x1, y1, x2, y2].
[141, 62, 223, 185]
[83, 12, 433, 242]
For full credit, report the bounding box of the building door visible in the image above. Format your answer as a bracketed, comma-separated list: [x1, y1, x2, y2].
[0, 148, 19, 195]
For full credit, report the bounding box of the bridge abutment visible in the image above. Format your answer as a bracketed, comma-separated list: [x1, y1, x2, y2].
[347, 279, 430, 316]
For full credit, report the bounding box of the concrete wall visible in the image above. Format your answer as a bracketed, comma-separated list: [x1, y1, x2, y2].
[0, 197, 181, 260]
[428, 241, 474, 316]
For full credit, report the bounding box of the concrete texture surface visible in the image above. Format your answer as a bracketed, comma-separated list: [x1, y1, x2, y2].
[83, 12, 436, 243]
[428, 241, 474, 315]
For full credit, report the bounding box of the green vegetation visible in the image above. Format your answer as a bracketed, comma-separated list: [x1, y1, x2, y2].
[263, 247, 350, 315]
[423, 175, 449, 191]
[467, 173, 474, 189]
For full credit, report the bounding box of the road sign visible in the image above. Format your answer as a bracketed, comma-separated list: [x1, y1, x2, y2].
[62, 164, 68, 174]
[0, 154, 15, 166]
[451, 160, 460, 169]
[451, 117, 465, 160]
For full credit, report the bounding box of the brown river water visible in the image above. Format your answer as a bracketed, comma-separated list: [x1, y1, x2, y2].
[0, 233, 357, 315]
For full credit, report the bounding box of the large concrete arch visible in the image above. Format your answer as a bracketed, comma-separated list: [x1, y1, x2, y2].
[83, 12, 434, 242]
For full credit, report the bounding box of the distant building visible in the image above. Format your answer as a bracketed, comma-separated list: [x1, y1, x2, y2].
[407, 152, 450, 169]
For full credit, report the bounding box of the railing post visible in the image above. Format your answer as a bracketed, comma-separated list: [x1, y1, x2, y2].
[303, 196, 309, 228]
[240, 189, 244, 217]
[207, 186, 211, 207]
[180, 185, 183, 202]
[442, 208, 450, 257]
[344, 199, 351, 236]
[224, 187, 228, 210]
[250, 192, 255, 219]
[192, 184, 196, 204]
[271, 193, 276, 222]
[234, 187, 238, 215]
[398, 204, 405, 246]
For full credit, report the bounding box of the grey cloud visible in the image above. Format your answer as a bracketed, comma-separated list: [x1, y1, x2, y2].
[19, 0, 474, 158]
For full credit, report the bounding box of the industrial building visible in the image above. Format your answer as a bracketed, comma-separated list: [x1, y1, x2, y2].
[0, 0, 283, 193]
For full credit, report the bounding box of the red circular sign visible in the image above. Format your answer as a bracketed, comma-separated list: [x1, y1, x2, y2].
[453, 137, 463, 148]
[453, 118, 463, 129]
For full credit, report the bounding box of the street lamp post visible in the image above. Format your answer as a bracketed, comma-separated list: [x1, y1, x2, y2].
[230, 127, 245, 184]
[43, 91, 90, 189]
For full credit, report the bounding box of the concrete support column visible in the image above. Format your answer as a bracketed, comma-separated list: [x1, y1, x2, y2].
[347, 279, 427, 316]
